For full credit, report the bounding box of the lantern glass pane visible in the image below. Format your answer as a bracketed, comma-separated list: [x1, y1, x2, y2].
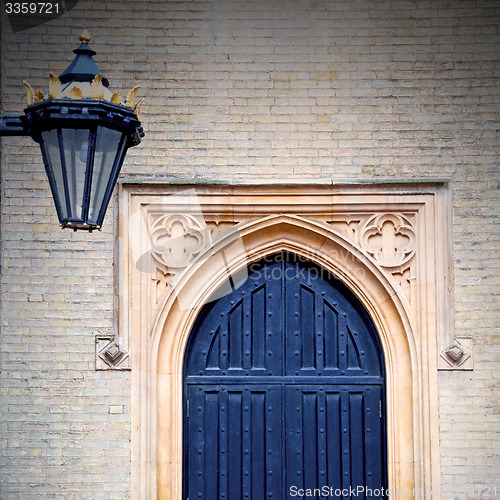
[60, 129, 91, 221]
[41, 129, 68, 221]
[88, 126, 126, 225]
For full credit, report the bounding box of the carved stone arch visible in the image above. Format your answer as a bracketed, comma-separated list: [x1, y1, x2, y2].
[153, 215, 419, 500]
[120, 183, 447, 499]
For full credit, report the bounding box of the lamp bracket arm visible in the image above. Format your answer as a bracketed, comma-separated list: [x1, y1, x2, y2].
[0, 115, 30, 137]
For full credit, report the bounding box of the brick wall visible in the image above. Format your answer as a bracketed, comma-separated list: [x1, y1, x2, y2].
[1, 0, 499, 498]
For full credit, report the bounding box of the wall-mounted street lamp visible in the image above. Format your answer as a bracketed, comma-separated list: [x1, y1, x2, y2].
[0, 30, 144, 231]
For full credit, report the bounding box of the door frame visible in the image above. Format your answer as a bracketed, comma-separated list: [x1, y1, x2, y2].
[118, 182, 449, 499]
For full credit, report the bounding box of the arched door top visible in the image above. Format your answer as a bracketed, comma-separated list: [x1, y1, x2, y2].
[155, 215, 416, 366]
[186, 253, 384, 380]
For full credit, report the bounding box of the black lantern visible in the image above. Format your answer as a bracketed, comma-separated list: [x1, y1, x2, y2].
[0, 30, 144, 231]
[22, 97, 142, 231]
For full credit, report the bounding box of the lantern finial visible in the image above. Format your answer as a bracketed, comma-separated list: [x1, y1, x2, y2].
[79, 29, 91, 44]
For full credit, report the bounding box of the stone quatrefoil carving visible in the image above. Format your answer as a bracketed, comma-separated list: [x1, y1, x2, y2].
[149, 214, 207, 274]
[359, 213, 416, 269]
[328, 213, 416, 302]
[146, 213, 236, 301]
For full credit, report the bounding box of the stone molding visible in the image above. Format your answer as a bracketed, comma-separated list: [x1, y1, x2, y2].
[116, 181, 456, 499]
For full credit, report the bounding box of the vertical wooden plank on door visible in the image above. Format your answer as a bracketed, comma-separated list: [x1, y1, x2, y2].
[349, 390, 366, 497]
[227, 390, 243, 500]
[325, 389, 343, 492]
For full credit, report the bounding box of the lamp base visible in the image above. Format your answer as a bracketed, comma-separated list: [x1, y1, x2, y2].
[61, 221, 101, 232]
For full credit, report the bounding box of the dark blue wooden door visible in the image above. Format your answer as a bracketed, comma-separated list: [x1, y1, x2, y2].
[184, 254, 386, 499]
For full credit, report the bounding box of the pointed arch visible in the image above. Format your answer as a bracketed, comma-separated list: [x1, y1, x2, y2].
[153, 215, 418, 499]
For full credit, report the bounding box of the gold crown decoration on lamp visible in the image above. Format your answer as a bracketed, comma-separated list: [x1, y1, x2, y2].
[22, 29, 144, 119]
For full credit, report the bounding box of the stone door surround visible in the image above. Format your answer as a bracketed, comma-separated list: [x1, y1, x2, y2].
[116, 180, 456, 499]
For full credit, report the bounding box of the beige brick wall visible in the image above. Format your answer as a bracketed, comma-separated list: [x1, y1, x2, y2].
[1, 0, 498, 497]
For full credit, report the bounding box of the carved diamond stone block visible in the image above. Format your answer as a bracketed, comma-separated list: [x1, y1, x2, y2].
[103, 342, 122, 362]
[95, 335, 130, 371]
[445, 345, 464, 362]
[439, 337, 473, 370]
